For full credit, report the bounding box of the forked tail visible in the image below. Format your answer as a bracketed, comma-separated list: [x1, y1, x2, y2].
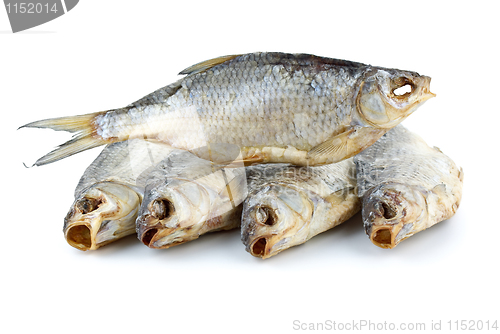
[19, 112, 110, 166]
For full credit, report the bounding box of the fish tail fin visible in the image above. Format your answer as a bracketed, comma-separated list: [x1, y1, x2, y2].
[32, 133, 107, 166]
[19, 112, 110, 166]
[19, 112, 99, 133]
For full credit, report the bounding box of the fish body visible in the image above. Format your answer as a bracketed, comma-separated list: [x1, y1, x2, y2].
[136, 150, 247, 249]
[64, 139, 175, 250]
[241, 159, 359, 259]
[354, 125, 464, 249]
[24, 52, 434, 167]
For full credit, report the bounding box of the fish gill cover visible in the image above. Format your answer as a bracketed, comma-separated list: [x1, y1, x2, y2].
[3, 0, 79, 33]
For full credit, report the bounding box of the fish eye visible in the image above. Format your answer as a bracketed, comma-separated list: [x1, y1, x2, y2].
[380, 201, 397, 219]
[151, 199, 174, 220]
[76, 197, 102, 214]
[256, 206, 276, 226]
[392, 77, 414, 97]
[393, 84, 412, 96]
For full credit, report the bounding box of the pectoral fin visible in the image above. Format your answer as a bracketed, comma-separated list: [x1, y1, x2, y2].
[431, 184, 448, 197]
[220, 155, 265, 168]
[307, 126, 389, 165]
[325, 188, 349, 205]
[307, 128, 355, 164]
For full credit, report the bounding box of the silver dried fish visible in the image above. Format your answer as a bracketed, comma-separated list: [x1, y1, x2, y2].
[241, 159, 359, 259]
[354, 125, 464, 248]
[23, 52, 434, 167]
[137, 150, 247, 249]
[64, 139, 175, 250]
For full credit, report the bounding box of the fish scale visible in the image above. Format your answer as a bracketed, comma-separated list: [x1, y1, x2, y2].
[22, 52, 435, 166]
[354, 125, 463, 249]
[64, 140, 177, 251]
[102, 53, 359, 149]
[136, 150, 247, 249]
[241, 159, 360, 259]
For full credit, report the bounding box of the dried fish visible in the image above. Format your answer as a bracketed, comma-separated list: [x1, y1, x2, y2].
[241, 159, 359, 259]
[22, 52, 434, 167]
[137, 150, 247, 249]
[354, 125, 464, 249]
[64, 139, 175, 250]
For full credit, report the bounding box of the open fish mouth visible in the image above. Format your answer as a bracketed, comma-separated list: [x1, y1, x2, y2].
[369, 223, 413, 249]
[141, 226, 160, 247]
[242, 186, 313, 259]
[247, 231, 293, 259]
[365, 195, 404, 249]
[138, 203, 241, 249]
[137, 195, 216, 249]
[420, 77, 436, 98]
[245, 205, 277, 257]
[137, 197, 180, 248]
[65, 225, 93, 250]
[140, 225, 194, 249]
[64, 182, 141, 251]
[250, 236, 269, 257]
[362, 183, 426, 249]
[141, 228, 187, 249]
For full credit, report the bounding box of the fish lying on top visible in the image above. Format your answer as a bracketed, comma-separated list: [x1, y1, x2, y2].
[64, 139, 175, 251]
[354, 125, 464, 249]
[137, 149, 247, 249]
[22, 52, 435, 167]
[241, 159, 359, 259]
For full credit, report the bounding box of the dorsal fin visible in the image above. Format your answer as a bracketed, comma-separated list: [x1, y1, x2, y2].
[179, 54, 242, 75]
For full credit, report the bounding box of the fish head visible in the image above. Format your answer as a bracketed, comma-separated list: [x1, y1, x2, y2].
[241, 184, 314, 259]
[64, 182, 141, 251]
[137, 178, 221, 249]
[357, 69, 435, 128]
[362, 182, 427, 249]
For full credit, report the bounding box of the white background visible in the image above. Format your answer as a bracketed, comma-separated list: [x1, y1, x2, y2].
[1, 1, 499, 333]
